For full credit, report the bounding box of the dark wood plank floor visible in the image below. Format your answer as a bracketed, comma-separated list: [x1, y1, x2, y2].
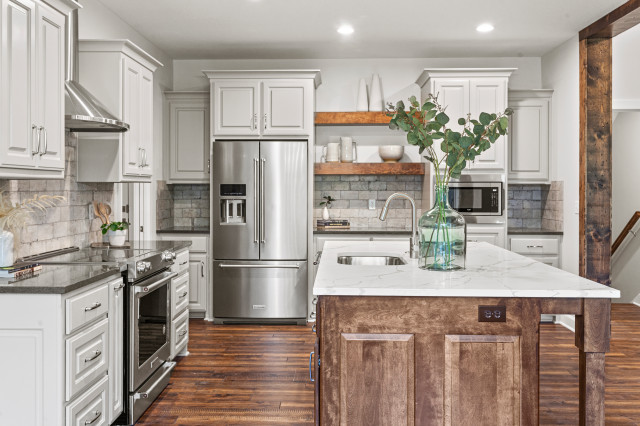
[137, 304, 640, 425]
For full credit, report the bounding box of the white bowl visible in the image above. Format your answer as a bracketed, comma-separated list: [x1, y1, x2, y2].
[378, 145, 404, 163]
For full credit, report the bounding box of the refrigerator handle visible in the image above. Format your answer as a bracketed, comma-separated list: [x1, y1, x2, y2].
[254, 158, 259, 243]
[260, 157, 266, 243]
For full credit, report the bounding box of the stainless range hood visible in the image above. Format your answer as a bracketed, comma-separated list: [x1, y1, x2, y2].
[65, 9, 129, 133]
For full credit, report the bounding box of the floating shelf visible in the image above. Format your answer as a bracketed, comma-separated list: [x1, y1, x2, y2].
[315, 111, 391, 126]
[314, 162, 425, 175]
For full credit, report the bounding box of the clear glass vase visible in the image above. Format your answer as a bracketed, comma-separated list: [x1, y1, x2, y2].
[418, 184, 466, 270]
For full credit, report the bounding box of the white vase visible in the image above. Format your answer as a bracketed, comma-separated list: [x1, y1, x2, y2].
[356, 78, 368, 111]
[108, 230, 127, 247]
[322, 206, 330, 220]
[0, 230, 14, 267]
[369, 73, 383, 111]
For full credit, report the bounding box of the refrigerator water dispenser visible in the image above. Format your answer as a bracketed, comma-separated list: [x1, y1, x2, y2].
[220, 184, 246, 224]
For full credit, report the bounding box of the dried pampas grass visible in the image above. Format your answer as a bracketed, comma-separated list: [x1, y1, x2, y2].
[0, 193, 65, 231]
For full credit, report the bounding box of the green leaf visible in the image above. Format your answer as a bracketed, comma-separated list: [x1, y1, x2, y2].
[473, 124, 485, 135]
[448, 131, 461, 142]
[422, 101, 436, 111]
[499, 117, 509, 130]
[398, 120, 411, 131]
[407, 133, 419, 145]
[470, 119, 480, 126]
[425, 110, 437, 120]
[479, 112, 492, 125]
[440, 141, 449, 153]
[432, 132, 445, 140]
[388, 120, 398, 131]
[427, 122, 443, 131]
[409, 96, 419, 107]
[459, 136, 473, 148]
[491, 113, 497, 120]
[457, 118, 466, 126]
[446, 155, 458, 167]
[435, 112, 450, 125]
[504, 107, 514, 116]
[396, 100, 405, 111]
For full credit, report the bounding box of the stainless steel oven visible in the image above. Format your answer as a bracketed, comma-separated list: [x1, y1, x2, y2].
[447, 175, 504, 217]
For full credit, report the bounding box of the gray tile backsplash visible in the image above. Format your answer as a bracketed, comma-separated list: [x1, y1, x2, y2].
[313, 175, 423, 229]
[508, 182, 563, 231]
[156, 181, 210, 229]
[0, 133, 114, 259]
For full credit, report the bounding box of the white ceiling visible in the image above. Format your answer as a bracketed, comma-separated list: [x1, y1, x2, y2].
[99, 0, 627, 60]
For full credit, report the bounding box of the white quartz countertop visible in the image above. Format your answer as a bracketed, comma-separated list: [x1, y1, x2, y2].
[313, 241, 620, 299]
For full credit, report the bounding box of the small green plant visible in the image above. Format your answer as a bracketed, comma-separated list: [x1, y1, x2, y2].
[319, 195, 335, 208]
[100, 221, 129, 235]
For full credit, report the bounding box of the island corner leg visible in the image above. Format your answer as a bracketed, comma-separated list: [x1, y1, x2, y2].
[575, 298, 611, 425]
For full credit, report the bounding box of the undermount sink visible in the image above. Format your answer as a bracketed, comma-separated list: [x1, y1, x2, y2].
[337, 254, 407, 266]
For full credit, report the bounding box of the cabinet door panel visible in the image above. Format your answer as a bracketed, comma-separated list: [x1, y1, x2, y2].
[263, 80, 311, 135]
[168, 95, 209, 183]
[213, 80, 260, 136]
[431, 80, 469, 166]
[467, 225, 506, 248]
[0, 0, 36, 168]
[188, 253, 207, 313]
[122, 57, 141, 176]
[36, 3, 64, 170]
[444, 335, 520, 425]
[138, 67, 153, 176]
[469, 79, 506, 171]
[339, 333, 415, 425]
[108, 279, 124, 422]
[508, 97, 550, 182]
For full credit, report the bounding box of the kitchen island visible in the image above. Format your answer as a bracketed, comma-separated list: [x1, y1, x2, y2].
[313, 241, 619, 425]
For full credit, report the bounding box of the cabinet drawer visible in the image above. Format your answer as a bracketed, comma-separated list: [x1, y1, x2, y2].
[66, 318, 109, 401]
[172, 271, 189, 319]
[528, 255, 559, 268]
[66, 375, 108, 426]
[171, 309, 189, 359]
[189, 236, 208, 252]
[66, 283, 109, 335]
[173, 249, 190, 273]
[510, 238, 558, 255]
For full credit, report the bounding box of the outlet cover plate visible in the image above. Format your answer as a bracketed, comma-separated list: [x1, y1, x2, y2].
[478, 305, 507, 322]
[368, 199, 376, 210]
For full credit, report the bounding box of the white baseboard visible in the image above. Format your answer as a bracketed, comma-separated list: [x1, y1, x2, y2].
[554, 314, 575, 332]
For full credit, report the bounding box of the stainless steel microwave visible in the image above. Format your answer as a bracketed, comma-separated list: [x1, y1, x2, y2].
[448, 180, 503, 216]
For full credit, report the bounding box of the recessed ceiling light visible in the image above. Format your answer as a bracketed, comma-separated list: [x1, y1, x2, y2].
[476, 23, 494, 33]
[337, 24, 354, 35]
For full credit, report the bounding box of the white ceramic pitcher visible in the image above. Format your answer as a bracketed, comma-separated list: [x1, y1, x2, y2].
[340, 137, 358, 163]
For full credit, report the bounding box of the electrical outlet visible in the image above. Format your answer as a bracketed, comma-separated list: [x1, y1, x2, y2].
[368, 199, 376, 210]
[478, 305, 507, 322]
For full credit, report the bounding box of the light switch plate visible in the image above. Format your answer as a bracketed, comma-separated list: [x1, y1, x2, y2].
[368, 199, 376, 210]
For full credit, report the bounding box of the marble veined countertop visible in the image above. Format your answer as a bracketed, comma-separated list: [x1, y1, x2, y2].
[313, 241, 620, 299]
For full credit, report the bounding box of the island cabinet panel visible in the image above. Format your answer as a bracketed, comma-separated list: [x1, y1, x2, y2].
[339, 333, 415, 426]
[317, 296, 547, 426]
[443, 335, 520, 426]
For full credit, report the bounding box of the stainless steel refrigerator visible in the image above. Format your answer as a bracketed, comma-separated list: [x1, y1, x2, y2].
[212, 140, 308, 324]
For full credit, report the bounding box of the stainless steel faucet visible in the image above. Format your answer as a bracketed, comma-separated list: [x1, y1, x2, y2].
[379, 192, 420, 259]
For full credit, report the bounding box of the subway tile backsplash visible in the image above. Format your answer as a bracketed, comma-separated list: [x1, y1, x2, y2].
[156, 181, 210, 229]
[0, 133, 114, 259]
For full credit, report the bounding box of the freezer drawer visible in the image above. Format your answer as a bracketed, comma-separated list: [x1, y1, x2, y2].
[213, 260, 308, 320]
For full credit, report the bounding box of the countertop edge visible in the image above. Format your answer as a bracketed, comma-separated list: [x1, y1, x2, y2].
[0, 267, 122, 294]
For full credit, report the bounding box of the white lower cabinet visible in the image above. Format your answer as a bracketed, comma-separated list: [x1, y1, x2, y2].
[467, 225, 506, 248]
[188, 253, 207, 314]
[169, 248, 190, 359]
[171, 309, 190, 360]
[0, 274, 123, 426]
[509, 234, 562, 269]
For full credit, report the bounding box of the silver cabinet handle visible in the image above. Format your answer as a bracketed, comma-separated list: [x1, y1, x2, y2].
[84, 302, 101, 311]
[252, 113, 257, 130]
[313, 251, 322, 265]
[253, 158, 259, 243]
[32, 125, 40, 156]
[138, 147, 142, 167]
[263, 113, 267, 130]
[178, 330, 187, 337]
[143, 148, 148, 167]
[84, 411, 102, 425]
[201, 261, 205, 277]
[179, 260, 188, 266]
[114, 283, 125, 291]
[260, 158, 266, 243]
[179, 291, 188, 299]
[526, 245, 544, 248]
[84, 350, 102, 363]
[219, 263, 300, 269]
[39, 126, 47, 156]
[309, 351, 315, 382]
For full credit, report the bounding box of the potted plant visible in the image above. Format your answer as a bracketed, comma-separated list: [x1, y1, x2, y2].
[319, 195, 336, 220]
[101, 221, 130, 246]
[387, 95, 511, 270]
[0, 193, 65, 266]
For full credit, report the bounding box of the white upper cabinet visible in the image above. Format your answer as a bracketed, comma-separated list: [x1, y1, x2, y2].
[0, 0, 70, 179]
[508, 90, 553, 183]
[205, 70, 321, 138]
[416, 69, 513, 173]
[166, 92, 210, 184]
[76, 39, 162, 183]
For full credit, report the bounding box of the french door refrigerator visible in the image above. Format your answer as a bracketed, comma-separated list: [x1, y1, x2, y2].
[212, 140, 308, 324]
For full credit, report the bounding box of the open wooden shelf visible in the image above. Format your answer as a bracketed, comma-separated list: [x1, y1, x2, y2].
[315, 111, 391, 126]
[314, 162, 425, 175]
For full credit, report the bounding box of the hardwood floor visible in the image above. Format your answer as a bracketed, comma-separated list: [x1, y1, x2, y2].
[138, 304, 640, 425]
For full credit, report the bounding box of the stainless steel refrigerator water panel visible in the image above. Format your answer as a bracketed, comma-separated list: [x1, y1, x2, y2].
[213, 260, 308, 319]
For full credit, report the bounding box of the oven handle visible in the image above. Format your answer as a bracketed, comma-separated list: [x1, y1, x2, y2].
[134, 271, 177, 295]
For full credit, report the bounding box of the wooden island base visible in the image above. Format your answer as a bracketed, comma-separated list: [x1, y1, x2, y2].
[314, 296, 610, 426]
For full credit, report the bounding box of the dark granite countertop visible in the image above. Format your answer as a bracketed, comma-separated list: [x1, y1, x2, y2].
[156, 227, 209, 234]
[507, 227, 563, 236]
[0, 264, 121, 294]
[314, 227, 411, 235]
[129, 240, 193, 251]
